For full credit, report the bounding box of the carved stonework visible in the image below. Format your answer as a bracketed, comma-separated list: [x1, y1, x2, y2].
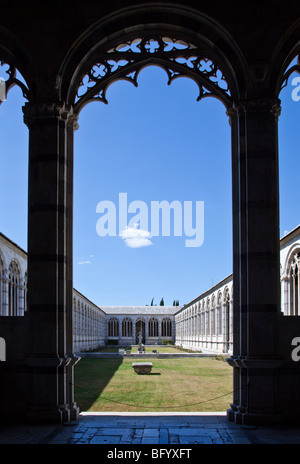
[0, 60, 30, 103]
[281, 54, 300, 91]
[74, 36, 232, 111]
[22, 102, 79, 129]
[132, 362, 153, 374]
[250, 61, 268, 83]
[228, 98, 281, 122]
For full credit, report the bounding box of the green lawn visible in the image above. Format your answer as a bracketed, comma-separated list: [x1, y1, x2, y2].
[83, 344, 202, 354]
[74, 357, 233, 413]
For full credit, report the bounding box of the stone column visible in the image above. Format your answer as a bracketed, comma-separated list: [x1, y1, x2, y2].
[133, 317, 136, 344]
[65, 111, 80, 421]
[23, 102, 80, 423]
[1, 269, 9, 316]
[281, 274, 290, 315]
[171, 318, 175, 344]
[118, 316, 122, 341]
[158, 317, 162, 343]
[226, 98, 282, 425]
[18, 278, 25, 316]
[145, 318, 148, 344]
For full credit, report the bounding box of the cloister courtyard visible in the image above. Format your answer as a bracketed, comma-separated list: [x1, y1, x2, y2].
[74, 351, 232, 413]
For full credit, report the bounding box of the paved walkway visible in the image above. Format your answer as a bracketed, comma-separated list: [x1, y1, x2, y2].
[1, 412, 300, 445]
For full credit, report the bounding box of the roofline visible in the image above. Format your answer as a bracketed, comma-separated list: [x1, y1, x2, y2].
[174, 224, 300, 315]
[280, 224, 300, 246]
[73, 288, 106, 315]
[2, 224, 300, 315]
[175, 273, 233, 315]
[0, 231, 27, 257]
[100, 305, 182, 315]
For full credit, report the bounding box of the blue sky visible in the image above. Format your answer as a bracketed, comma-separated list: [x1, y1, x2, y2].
[0, 64, 300, 307]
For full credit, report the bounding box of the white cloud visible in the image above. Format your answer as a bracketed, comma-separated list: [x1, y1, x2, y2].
[77, 254, 94, 265]
[120, 225, 153, 248]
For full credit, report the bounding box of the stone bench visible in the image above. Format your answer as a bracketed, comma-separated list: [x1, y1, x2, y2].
[132, 362, 153, 374]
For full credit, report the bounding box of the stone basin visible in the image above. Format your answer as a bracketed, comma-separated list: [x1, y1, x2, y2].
[132, 362, 153, 374]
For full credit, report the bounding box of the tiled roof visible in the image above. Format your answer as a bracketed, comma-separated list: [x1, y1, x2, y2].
[100, 306, 181, 315]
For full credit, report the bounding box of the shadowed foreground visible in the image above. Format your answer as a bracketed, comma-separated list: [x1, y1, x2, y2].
[74, 357, 233, 412]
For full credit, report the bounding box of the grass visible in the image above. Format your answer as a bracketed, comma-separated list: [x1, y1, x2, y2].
[83, 344, 202, 354]
[74, 357, 233, 413]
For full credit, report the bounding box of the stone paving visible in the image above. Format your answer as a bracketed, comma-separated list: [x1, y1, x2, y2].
[1, 412, 300, 445]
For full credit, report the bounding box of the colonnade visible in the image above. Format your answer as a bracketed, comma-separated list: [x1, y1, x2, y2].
[106, 314, 175, 345]
[279, 227, 300, 319]
[0, 266, 27, 316]
[0, 235, 28, 317]
[175, 277, 233, 354]
[73, 290, 106, 352]
[282, 252, 300, 316]
[1, 0, 300, 425]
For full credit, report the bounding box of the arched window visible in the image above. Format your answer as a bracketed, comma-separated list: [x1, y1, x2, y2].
[217, 291, 223, 335]
[108, 318, 119, 337]
[148, 318, 158, 337]
[161, 318, 172, 337]
[224, 288, 231, 346]
[122, 318, 132, 337]
[289, 251, 300, 316]
[78, 301, 82, 337]
[211, 294, 216, 335]
[206, 297, 210, 335]
[8, 261, 20, 316]
[23, 272, 28, 313]
[73, 297, 77, 336]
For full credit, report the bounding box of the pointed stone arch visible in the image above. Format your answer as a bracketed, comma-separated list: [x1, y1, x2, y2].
[58, 4, 246, 114]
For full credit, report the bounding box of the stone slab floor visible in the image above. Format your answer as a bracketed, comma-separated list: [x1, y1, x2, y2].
[0, 412, 300, 445]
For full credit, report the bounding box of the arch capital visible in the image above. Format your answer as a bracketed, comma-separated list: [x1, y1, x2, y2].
[238, 97, 282, 121]
[22, 102, 79, 129]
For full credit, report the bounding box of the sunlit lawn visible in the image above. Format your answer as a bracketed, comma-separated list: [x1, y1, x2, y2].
[83, 345, 202, 354]
[75, 357, 233, 413]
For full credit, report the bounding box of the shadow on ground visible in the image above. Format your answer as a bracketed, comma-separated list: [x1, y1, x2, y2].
[74, 356, 123, 411]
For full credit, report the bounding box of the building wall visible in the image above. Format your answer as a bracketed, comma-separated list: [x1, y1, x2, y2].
[1, 227, 300, 354]
[102, 308, 176, 346]
[174, 226, 300, 354]
[0, 234, 27, 316]
[280, 227, 300, 316]
[73, 289, 106, 352]
[174, 276, 233, 354]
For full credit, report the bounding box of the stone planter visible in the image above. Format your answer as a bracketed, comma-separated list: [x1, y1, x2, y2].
[132, 362, 153, 374]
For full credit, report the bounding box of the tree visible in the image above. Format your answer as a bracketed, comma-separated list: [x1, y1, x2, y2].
[160, 298, 164, 306]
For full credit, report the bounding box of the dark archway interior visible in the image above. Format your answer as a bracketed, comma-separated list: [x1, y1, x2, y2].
[1, 1, 300, 426]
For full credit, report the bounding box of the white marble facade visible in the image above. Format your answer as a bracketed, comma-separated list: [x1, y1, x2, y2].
[1, 225, 300, 353]
[0, 233, 27, 317]
[102, 306, 178, 346]
[73, 289, 106, 352]
[174, 275, 233, 354]
[280, 226, 300, 316]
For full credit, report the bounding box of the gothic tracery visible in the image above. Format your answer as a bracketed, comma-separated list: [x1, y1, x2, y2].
[73, 36, 232, 112]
